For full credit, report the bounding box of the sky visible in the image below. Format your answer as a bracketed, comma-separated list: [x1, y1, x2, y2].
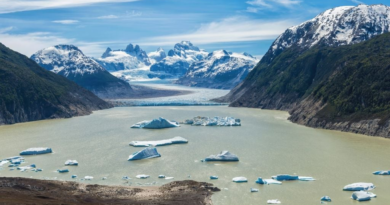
[0, 0, 387, 58]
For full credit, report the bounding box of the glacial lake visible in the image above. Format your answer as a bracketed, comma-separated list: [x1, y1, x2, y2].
[1, 106, 390, 205]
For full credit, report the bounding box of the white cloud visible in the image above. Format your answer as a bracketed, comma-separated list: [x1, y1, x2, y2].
[351, 0, 365, 4]
[246, 0, 301, 11]
[0, 0, 140, 14]
[97, 15, 119, 19]
[138, 16, 298, 46]
[0, 26, 14, 33]
[52, 20, 79, 24]
[247, 0, 272, 8]
[246, 7, 259, 13]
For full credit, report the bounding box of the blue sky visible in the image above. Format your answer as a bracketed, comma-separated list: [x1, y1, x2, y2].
[0, 0, 387, 58]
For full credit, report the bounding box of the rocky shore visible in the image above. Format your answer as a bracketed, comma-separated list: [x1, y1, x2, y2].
[0, 177, 219, 205]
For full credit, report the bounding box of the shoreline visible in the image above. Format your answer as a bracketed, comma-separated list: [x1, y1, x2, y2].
[0, 177, 219, 205]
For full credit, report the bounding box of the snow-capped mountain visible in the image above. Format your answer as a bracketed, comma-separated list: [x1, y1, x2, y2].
[149, 41, 209, 78]
[270, 4, 390, 57]
[31, 45, 134, 99]
[148, 47, 167, 64]
[175, 50, 258, 89]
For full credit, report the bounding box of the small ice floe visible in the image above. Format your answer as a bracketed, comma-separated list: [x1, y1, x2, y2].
[122, 176, 130, 180]
[320, 196, 331, 202]
[298, 176, 315, 181]
[84, 176, 93, 180]
[35, 168, 42, 172]
[204, 151, 239, 162]
[232, 177, 248, 183]
[165, 177, 174, 180]
[182, 116, 241, 126]
[8, 164, 19, 167]
[11, 159, 22, 165]
[373, 170, 390, 175]
[6, 156, 24, 161]
[65, 160, 78, 166]
[102, 177, 107, 180]
[272, 175, 299, 181]
[20, 147, 52, 155]
[136, 174, 150, 179]
[0, 160, 9, 166]
[158, 175, 165, 178]
[17, 166, 32, 172]
[250, 188, 259, 192]
[255, 177, 282, 185]
[71, 175, 77, 179]
[267, 199, 281, 204]
[128, 147, 161, 161]
[30, 164, 36, 168]
[352, 191, 376, 201]
[129, 136, 188, 147]
[343, 183, 375, 191]
[57, 169, 69, 173]
[210, 176, 218, 180]
[131, 117, 179, 129]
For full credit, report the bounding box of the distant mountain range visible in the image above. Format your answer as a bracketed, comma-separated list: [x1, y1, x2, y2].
[0, 43, 111, 125]
[216, 4, 390, 138]
[31, 45, 134, 99]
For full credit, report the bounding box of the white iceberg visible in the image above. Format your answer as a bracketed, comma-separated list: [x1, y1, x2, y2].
[204, 151, 239, 161]
[373, 170, 390, 175]
[17, 166, 32, 171]
[0, 160, 9, 167]
[272, 174, 299, 181]
[298, 176, 315, 181]
[131, 117, 179, 129]
[256, 177, 282, 185]
[267, 199, 281, 204]
[65, 160, 78, 166]
[183, 116, 241, 126]
[84, 176, 93, 180]
[343, 183, 375, 191]
[128, 147, 161, 161]
[352, 191, 376, 201]
[20, 147, 52, 155]
[321, 196, 331, 202]
[129, 136, 188, 147]
[165, 177, 174, 180]
[250, 188, 259, 192]
[11, 159, 22, 165]
[232, 177, 248, 183]
[136, 174, 150, 179]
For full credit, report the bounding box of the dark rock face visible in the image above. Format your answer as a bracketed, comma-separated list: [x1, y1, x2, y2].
[0, 43, 112, 125]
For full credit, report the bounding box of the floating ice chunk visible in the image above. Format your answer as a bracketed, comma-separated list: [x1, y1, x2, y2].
[17, 166, 32, 171]
[182, 116, 241, 126]
[128, 147, 161, 161]
[136, 174, 150, 179]
[165, 177, 174, 180]
[20, 147, 52, 155]
[158, 175, 165, 178]
[321, 196, 331, 202]
[36, 168, 42, 172]
[30, 164, 36, 168]
[256, 177, 282, 185]
[102, 177, 107, 180]
[57, 169, 69, 173]
[298, 176, 315, 181]
[232, 177, 248, 183]
[6, 156, 24, 161]
[65, 160, 78, 166]
[343, 183, 375, 191]
[131, 117, 179, 129]
[11, 159, 22, 165]
[373, 170, 390, 175]
[210, 176, 218, 180]
[267, 199, 281, 204]
[0, 160, 9, 167]
[8, 164, 18, 167]
[352, 191, 376, 201]
[71, 175, 77, 179]
[84, 176, 93, 180]
[204, 151, 239, 161]
[129, 136, 188, 147]
[250, 188, 259, 192]
[256, 177, 265, 184]
[272, 175, 299, 181]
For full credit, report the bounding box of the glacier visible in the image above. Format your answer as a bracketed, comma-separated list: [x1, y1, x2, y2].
[204, 151, 239, 161]
[129, 136, 188, 147]
[131, 117, 179, 129]
[20, 147, 52, 155]
[182, 116, 241, 126]
[343, 183, 375, 191]
[128, 147, 161, 161]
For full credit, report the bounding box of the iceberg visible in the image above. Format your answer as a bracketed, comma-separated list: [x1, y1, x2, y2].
[272, 174, 299, 181]
[71, 175, 77, 179]
[343, 183, 375, 191]
[136, 174, 150, 179]
[6, 156, 24, 161]
[65, 160, 78, 166]
[84, 176, 93, 180]
[321, 196, 331, 202]
[298, 176, 315, 181]
[20, 147, 52, 155]
[131, 117, 179, 129]
[352, 191, 376, 201]
[11, 159, 22, 165]
[17, 166, 32, 171]
[373, 170, 390, 175]
[250, 188, 259, 192]
[204, 151, 239, 161]
[158, 175, 165, 178]
[57, 169, 69, 173]
[165, 177, 174, 180]
[128, 147, 161, 161]
[0, 160, 9, 167]
[232, 177, 248, 183]
[182, 116, 241, 126]
[129, 136, 188, 147]
[256, 177, 282, 185]
[267, 199, 281, 204]
[210, 176, 219, 180]
[30, 164, 36, 168]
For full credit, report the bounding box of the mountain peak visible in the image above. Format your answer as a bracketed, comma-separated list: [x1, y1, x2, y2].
[174, 41, 200, 52]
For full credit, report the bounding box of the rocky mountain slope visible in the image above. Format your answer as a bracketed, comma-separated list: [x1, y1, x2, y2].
[175, 50, 258, 89]
[148, 47, 167, 64]
[0, 43, 112, 125]
[215, 4, 390, 138]
[149, 41, 209, 79]
[31, 45, 134, 99]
